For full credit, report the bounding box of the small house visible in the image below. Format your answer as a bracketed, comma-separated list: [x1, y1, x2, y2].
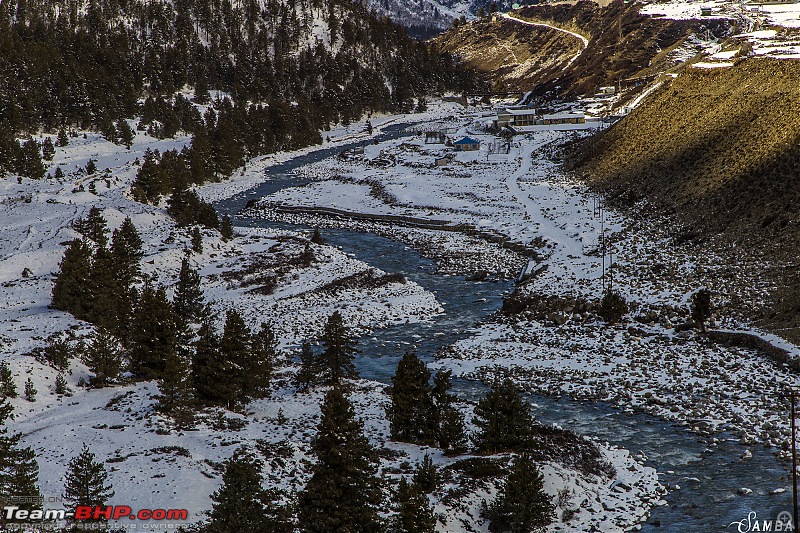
[425, 131, 446, 144]
[453, 137, 480, 151]
[435, 154, 454, 166]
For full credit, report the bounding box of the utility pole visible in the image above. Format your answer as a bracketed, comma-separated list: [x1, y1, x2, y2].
[792, 389, 798, 532]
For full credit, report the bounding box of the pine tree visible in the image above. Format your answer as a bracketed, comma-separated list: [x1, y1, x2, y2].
[220, 309, 251, 406]
[191, 226, 203, 253]
[295, 341, 320, 391]
[390, 477, 436, 533]
[298, 387, 382, 533]
[55, 373, 70, 395]
[319, 311, 358, 385]
[23, 379, 36, 402]
[52, 240, 93, 319]
[0, 400, 41, 521]
[128, 282, 177, 379]
[220, 214, 234, 241]
[157, 345, 195, 429]
[205, 447, 292, 533]
[473, 379, 534, 454]
[54, 166, 64, 179]
[117, 118, 135, 149]
[192, 321, 237, 406]
[173, 254, 206, 328]
[412, 455, 438, 494]
[18, 139, 45, 179]
[83, 327, 122, 387]
[41, 137, 55, 161]
[310, 228, 325, 245]
[0, 362, 17, 398]
[108, 217, 143, 340]
[390, 352, 436, 445]
[63, 445, 115, 523]
[57, 129, 69, 147]
[481, 454, 554, 533]
[243, 322, 276, 400]
[83, 207, 109, 247]
[432, 370, 467, 455]
[85, 159, 97, 175]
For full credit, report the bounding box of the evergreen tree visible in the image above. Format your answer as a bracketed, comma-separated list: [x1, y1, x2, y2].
[57, 129, 69, 148]
[390, 477, 436, 533]
[85, 159, 97, 175]
[220, 214, 234, 241]
[473, 379, 534, 454]
[220, 309, 251, 406]
[63, 445, 115, 524]
[0, 362, 17, 398]
[54, 166, 64, 179]
[481, 454, 554, 533]
[295, 341, 319, 391]
[83, 207, 109, 247]
[191, 226, 203, 253]
[18, 139, 45, 179]
[0, 400, 41, 521]
[319, 311, 358, 385]
[205, 447, 292, 533]
[390, 352, 436, 445]
[23, 379, 36, 402]
[173, 254, 206, 328]
[83, 327, 122, 387]
[55, 373, 70, 395]
[412, 455, 438, 494]
[192, 321, 237, 406]
[298, 387, 382, 533]
[128, 282, 177, 379]
[432, 370, 467, 455]
[41, 137, 55, 161]
[310, 228, 325, 245]
[157, 345, 195, 428]
[108, 217, 143, 340]
[243, 322, 276, 400]
[117, 118, 135, 149]
[51, 240, 92, 319]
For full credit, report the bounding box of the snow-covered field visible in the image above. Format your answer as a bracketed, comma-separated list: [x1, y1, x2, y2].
[0, 102, 668, 532]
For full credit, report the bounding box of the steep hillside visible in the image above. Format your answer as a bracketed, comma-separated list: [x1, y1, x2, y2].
[435, 0, 732, 97]
[573, 57, 800, 337]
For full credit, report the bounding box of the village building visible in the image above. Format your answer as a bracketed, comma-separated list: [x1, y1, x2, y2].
[453, 137, 481, 151]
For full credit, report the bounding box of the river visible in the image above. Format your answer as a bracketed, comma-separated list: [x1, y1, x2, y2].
[214, 124, 793, 532]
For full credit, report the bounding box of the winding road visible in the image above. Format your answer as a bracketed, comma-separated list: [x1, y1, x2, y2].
[502, 12, 589, 67]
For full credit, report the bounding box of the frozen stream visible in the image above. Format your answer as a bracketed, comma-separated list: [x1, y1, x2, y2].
[215, 125, 793, 532]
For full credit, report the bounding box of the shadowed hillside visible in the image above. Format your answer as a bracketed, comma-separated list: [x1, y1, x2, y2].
[573, 57, 800, 338]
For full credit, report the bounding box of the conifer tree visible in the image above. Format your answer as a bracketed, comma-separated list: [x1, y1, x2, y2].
[41, 137, 55, 161]
[205, 447, 292, 533]
[243, 322, 276, 400]
[128, 282, 177, 379]
[52, 239, 93, 320]
[54, 166, 64, 179]
[220, 214, 234, 241]
[173, 254, 206, 328]
[18, 139, 45, 179]
[108, 217, 143, 340]
[192, 321, 237, 406]
[390, 477, 436, 533]
[0, 362, 17, 398]
[319, 311, 358, 385]
[481, 454, 554, 533]
[57, 129, 69, 147]
[0, 400, 41, 520]
[157, 346, 195, 428]
[55, 373, 70, 395]
[432, 370, 467, 455]
[83, 207, 109, 247]
[473, 379, 534, 454]
[298, 387, 382, 533]
[220, 309, 251, 405]
[117, 118, 135, 149]
[83, 327, 122, 387]
[191, 226, 203, 253]
[23, 378, 36, 402]
[63, 445, 115, 524]
[85, 159, 97, 175]
[412, 454, 438, 494]
[390, 352, 436, 445]
[295, 341, 319, 391]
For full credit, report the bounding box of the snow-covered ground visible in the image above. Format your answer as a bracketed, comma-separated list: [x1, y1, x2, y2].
[0, 102, 666, 532]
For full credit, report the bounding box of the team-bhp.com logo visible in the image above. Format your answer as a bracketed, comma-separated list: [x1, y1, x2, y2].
[728, 511, 794, 532]
[3, 505, 188, 522]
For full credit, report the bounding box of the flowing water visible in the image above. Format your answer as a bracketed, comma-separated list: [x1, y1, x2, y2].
[215, 125, 793, 532]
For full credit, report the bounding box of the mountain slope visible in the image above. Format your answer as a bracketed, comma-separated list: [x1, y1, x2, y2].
[435, 1, 733, 98]
[572, 57, 800, 337]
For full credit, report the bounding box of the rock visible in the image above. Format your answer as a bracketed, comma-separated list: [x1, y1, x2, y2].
[740, 449, 752, 460]
[738, 487, 753, 495]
